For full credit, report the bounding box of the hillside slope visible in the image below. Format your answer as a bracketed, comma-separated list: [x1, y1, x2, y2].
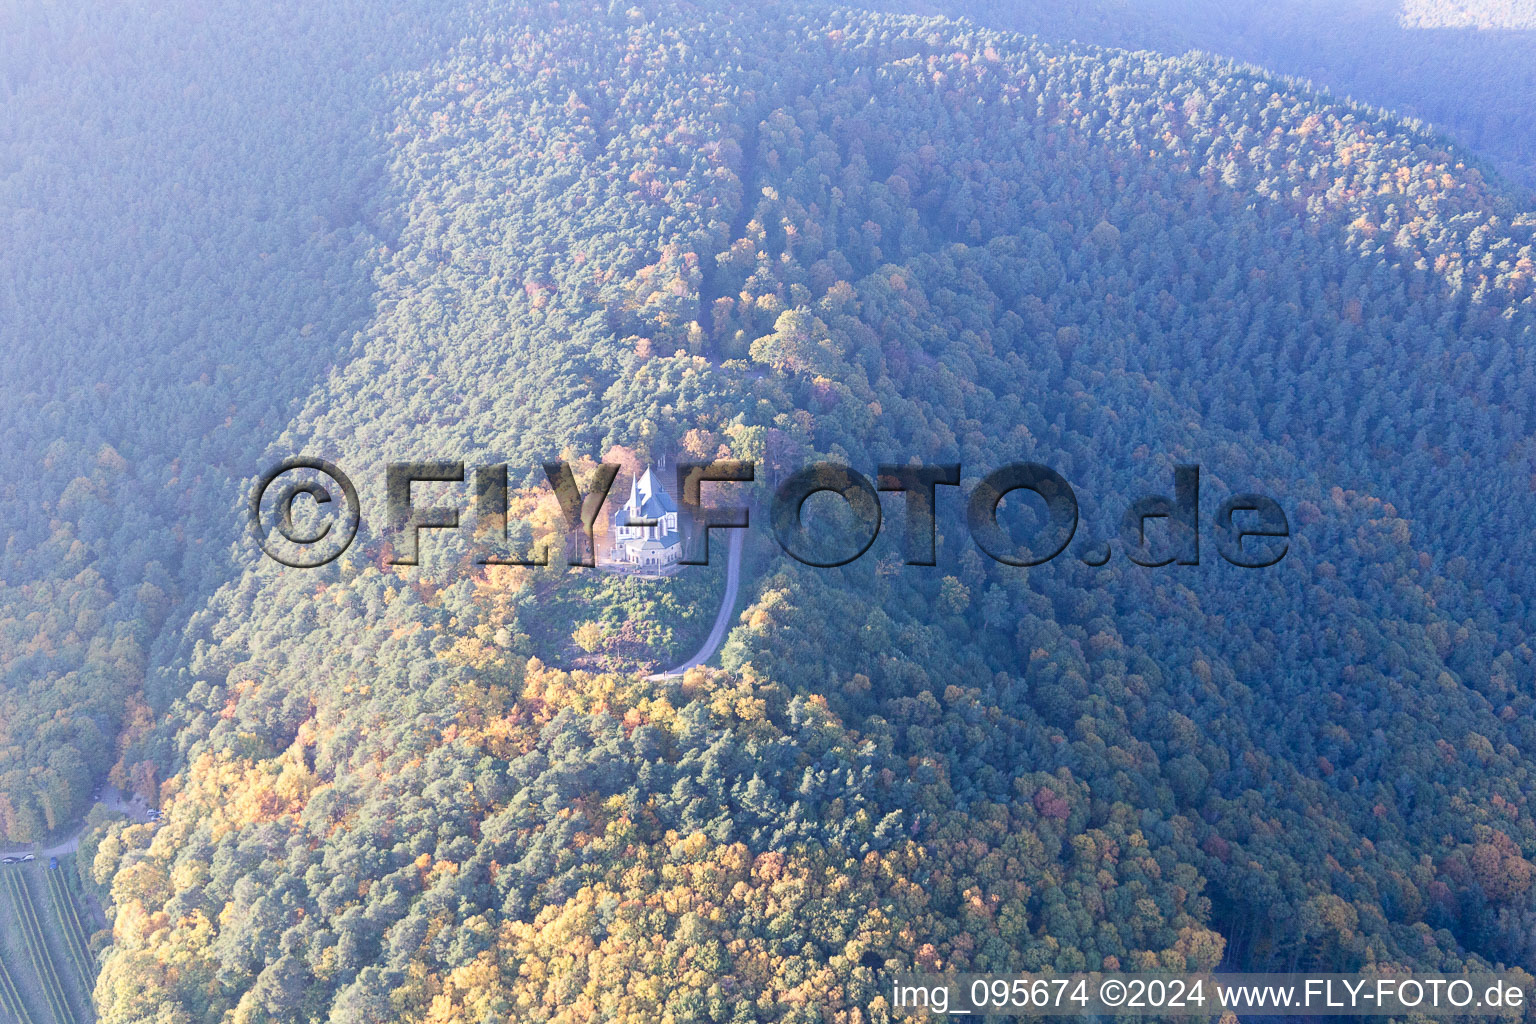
[2, 1, 1535, 1022]
[867, 0, 1536, 192]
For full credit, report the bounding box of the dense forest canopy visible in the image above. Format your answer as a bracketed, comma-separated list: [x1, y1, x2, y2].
[2, 0, 1536, 1021]
[871, 0, 1536, 192]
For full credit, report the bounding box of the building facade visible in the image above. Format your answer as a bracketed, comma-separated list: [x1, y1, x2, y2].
[610, 466, 682, 570]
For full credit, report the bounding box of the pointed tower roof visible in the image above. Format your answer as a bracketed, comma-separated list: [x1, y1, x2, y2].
[633, 466, 676, 516]
[613, 464, 680, 543]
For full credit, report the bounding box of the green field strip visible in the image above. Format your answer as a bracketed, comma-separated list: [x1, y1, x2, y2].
[0, 950, 37, 1024]
[42, 871, 92, 990]
[2, 872, 76, 1024]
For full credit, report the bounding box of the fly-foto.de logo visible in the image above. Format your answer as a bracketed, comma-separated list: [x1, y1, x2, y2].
[249, 458, 1289, 571]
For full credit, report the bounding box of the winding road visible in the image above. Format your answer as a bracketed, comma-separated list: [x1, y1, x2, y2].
[7, 539, 742, 863]
[0, 787, 154, 861]
[6, 537, 742, 859]
[649, 526, 744, 679]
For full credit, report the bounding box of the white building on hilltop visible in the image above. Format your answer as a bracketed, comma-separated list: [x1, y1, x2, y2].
[610, 466, 682, 571]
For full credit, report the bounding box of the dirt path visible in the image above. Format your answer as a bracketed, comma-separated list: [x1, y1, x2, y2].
[649, 527, 744, 679]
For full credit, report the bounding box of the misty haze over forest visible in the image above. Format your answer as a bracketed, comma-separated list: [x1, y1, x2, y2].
[1, 1, 1535, 1021]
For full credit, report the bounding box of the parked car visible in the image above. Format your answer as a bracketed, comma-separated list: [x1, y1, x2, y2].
[48, 857, 58, 870]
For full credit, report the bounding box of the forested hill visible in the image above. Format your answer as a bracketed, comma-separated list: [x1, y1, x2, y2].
[3, 1, 1536, 1021]
[867, 0, 1536, 192]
